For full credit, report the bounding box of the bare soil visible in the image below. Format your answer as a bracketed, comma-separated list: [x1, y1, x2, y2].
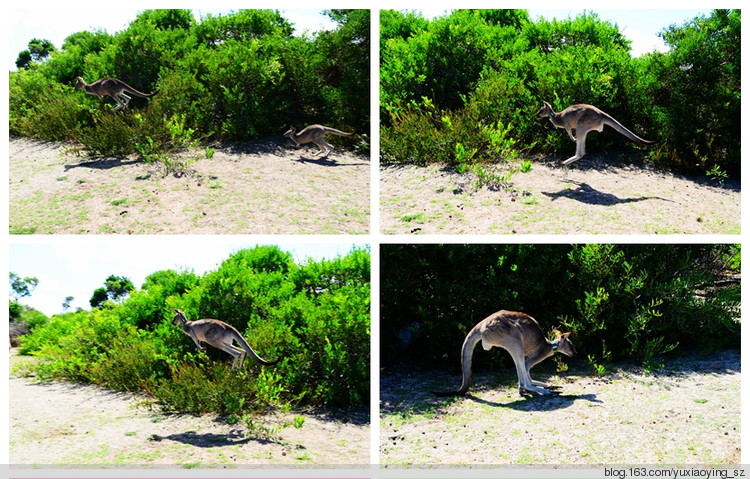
[380, 350, 740, 466]
[9, 137, 370, 234]
[380, 156, 740, 235]
[9, 351, 369, 467]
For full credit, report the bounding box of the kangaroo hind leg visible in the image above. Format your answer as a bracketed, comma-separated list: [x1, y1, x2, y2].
[507, 344, 551, 396]
[562, 129, 590, 165]
[207, 339, 245, 370]
[110, 93, 131, 112]
[313, 139, 334, 157]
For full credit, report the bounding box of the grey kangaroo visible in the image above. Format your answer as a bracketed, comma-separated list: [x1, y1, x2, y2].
[434, 310, 575, 396]
[75, 76, 157, 112]
[283, 124, 354, 157]
[536, 101, 655, 165]
[172, 308, 281, 371]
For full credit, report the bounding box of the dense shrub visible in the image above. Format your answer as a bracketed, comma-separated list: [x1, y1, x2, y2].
[9, 9, 369, 156]
[19, 246, 370, 412]
[381, 9, 740, 179]
[381, 244, 740, 373]
[638, 9, 741, 176]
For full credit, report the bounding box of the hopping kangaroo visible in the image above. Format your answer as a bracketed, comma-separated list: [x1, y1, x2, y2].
[536, 101, 655, 165]
[434, 310, 575, 397]
[75, 76, 157, 112]
[172, 308, 281, 371]
[283, 124, 354, 157]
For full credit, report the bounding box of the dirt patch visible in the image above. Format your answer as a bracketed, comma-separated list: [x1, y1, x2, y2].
[9, 352, 369, 467]
[9, 137, 370, 234]
[380, 350, 740, 466]
[380, 157, 740, 234]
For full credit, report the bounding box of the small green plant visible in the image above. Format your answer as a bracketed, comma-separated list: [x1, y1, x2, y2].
[242, 413, 285, 439]
[587, 341, 612, 377]
[470, 164, 503, 189]
[454, 142, 476, 174]
[293, 415, 305, 429]
[553, 355, 569, 373]
[166, 113, 200, 151]
[706, 164, 728, 186]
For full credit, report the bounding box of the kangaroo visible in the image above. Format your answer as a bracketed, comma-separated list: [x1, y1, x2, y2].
[172, 308, 281, 371]
[434, 310, 575, 397]
[75, 76, 157, 112]
[283, 124, 354, 157]
[536, 101, 656, 165]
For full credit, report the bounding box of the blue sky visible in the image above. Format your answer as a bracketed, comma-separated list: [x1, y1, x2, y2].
[9, 238, 368, 316]
[8, 8, 337, 71]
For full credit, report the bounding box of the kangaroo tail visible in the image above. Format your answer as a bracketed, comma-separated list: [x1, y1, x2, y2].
[123, 84, 157, 98]
[432, 325, 482, 396]
[233, 331, 281, 366]
[603, 115, 655, 146]
[324, 127, 355, 137]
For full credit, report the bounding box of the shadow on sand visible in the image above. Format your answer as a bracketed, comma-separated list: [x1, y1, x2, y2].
[541, 179, 674, 206]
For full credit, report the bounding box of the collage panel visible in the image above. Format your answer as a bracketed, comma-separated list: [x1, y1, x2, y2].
[9, 9, 371, 235]
[8, 239, 371, 467]
[380, 243, 740, 466]
[379, 9, 739, 235]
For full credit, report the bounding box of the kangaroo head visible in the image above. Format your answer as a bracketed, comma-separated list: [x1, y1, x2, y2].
[283, 126, 296, 138]
[535, 101, 554, 118]
[74, 76, 86, 91]
[172, 308, 187, 325]
[551, 329, 576, 357]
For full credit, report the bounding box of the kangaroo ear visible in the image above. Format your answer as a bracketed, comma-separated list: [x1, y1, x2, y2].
[552, 329, 562, 339]
[562, 332, 571, 338]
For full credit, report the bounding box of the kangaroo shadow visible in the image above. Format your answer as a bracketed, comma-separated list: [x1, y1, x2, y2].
[148, 429, 281, 448]
[295, 154, 367, 167]
[295, 155, 341, 166]
[465, 391, 602, 412]
[63, 156, 141, 172]
[542, 179, 673, 206]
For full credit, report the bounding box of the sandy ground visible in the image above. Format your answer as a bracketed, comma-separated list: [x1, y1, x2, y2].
[380, 349, 740, 466]
[9, 137, 370, 234]
[380, 157, 740, 235]
[9, 352, 369, 467]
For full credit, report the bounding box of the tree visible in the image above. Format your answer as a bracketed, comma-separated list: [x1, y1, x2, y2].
[15, 51, 33, 70]
[89, 288, 109, 309]
[15, 38, 56, 69]
[62, 296, 74, 312]
[9, 272, 39, 301]
[90, 275, 134, 308]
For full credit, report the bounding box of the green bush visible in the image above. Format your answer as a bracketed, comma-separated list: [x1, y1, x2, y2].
[19, 246, 370, 412]
[10, 9, 370, 156]
[639, 9, 741, 176]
